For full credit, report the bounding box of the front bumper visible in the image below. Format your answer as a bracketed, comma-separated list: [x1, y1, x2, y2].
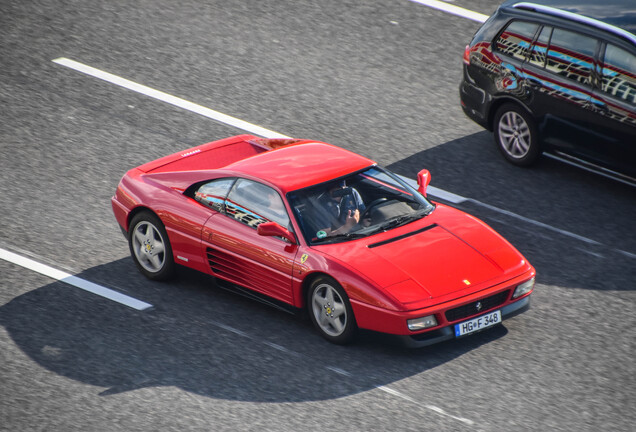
[397, 295, 531, 348]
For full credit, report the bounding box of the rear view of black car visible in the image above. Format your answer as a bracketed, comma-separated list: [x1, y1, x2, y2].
[459, 0, 636, 185]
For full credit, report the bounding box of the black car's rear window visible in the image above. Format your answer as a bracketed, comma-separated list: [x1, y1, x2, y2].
[495, 20, 539, 61]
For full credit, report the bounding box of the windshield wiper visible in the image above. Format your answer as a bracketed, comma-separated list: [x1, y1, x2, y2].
[376, 211, 428, 232]
[312, 232, 367, 244]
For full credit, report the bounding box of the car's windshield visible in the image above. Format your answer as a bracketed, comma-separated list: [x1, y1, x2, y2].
[287, 166, 434, 245]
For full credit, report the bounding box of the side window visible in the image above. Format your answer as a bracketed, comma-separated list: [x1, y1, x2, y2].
[528, 26, 552, 68]
[495, 21, 539, 61]
[225, 179, 291, 230]
[546, 28, 597, 85]
[194, 178, 235, 212]
[601, 44, 636, 106]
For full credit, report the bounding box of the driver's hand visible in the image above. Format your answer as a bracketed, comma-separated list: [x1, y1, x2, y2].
[345, 209, 360, 227]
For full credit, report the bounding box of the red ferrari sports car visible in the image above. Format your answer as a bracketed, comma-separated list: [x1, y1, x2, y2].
[112, 134, 535, 347]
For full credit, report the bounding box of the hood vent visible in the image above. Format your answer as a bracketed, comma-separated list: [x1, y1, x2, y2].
[368, 224, 438, 249]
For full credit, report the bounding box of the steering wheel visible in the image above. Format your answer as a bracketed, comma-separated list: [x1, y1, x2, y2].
[361, 198, 388, 220]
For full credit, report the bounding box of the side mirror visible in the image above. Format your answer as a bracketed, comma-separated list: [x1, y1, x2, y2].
[257, 221, 297, 245]
[417, 169, 431, 196]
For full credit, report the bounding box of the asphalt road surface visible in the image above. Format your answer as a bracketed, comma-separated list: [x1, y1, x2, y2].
[1, 1, 634, 431]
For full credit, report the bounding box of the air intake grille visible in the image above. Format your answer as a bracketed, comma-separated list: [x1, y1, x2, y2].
[445, 290, 510, 322]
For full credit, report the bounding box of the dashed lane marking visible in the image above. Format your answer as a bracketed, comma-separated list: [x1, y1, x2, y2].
[201, 316, 478, 426]
[377, 385, 475, 425]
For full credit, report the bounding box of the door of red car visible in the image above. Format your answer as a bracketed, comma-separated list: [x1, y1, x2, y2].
[200, 178, 299, 305]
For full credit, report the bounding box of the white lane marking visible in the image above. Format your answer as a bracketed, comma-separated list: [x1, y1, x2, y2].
[377, 385, 417, 402]
[326, 366, 353, 377]
[424, 404, 476, 425]
[401, 176, 467, 203]
[544, 153, 636, 188]
[52, 57, 291, 140]
[400, 176, 613, 250]
[214, 322, 250, 338]
[263, 340, 297, 354]
[428, 185, 467, 204]
[0, 247, 153, 311]
[618, 250, 636, 259]
[377, 385, 475, 425]
[408, 0, 488, 23]
[469, 199, 601, 245]
[576, 247, 604, 259]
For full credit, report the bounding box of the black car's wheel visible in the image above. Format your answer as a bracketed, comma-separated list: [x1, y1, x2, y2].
[307, 276, 357, 344]
[494, 104, 540, 166]
[128, 211, 175, 281]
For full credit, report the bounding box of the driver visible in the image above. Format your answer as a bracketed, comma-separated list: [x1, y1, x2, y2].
[317, 181, 365, 237]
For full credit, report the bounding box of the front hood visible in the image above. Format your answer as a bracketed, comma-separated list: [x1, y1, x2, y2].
[318, 205, 528, 307]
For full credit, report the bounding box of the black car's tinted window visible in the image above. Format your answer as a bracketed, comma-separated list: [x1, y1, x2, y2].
[495, 21, 539, 61]
[601, 44, 636, 106]
[225, 179, 290, 230]
[194, 178, 235, 212]
[528, 26, 552, 68]
[546, 28, 597, 85]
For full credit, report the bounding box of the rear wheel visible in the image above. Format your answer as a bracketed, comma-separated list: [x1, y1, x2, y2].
[494, 104, 540, 166]
[307, 276, 356, 344]
[128, 211, 175, 280]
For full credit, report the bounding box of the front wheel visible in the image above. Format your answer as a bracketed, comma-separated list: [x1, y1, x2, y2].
[493, 104, 540, 166]
[307, 276, 357, 344]
[128, 211, 175, 281]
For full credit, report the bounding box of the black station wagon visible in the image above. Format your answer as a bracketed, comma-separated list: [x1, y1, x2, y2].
[460, 0, 636, 185]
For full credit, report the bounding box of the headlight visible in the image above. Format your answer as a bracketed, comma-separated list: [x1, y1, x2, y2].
[513, 277, 535, 299]
[407, 315, 438, 331]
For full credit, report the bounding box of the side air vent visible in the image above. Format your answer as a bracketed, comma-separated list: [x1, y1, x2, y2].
[206, 247, 250, 285]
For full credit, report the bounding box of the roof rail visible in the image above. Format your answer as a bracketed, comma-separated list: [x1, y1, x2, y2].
[512, 2, 636, 45]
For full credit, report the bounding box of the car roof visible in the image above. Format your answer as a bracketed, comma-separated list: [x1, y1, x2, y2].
[501, 0, 636, 38]
[224, 141, 376, 194]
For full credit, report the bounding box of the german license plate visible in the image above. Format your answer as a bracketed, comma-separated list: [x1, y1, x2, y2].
[454, 310, 502, 337]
